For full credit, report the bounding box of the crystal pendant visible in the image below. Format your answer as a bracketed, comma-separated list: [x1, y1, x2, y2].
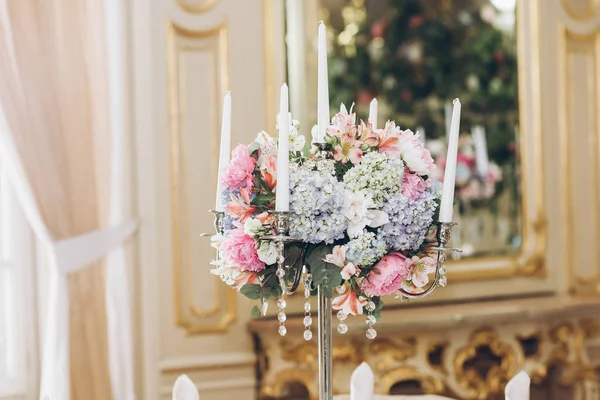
[337, 310, 347, 321]
[278, 324, 287, 336]
[366, 328, 377, 339]
[303, 316, 312, 327]
[365, 301, 376, 312]
[276, 268, 285, 278]
[277, 298, 287, 309]
[366, 315, 376, 325]
[438, 276, 447, 287]
[337, 323, 348, 334]
[278, 311, 287, 323]
[304, 302, 311, 312]
[303, 329, 313, 341]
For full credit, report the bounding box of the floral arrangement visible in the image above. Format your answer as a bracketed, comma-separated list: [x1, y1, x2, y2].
[211, 105, 442, 323]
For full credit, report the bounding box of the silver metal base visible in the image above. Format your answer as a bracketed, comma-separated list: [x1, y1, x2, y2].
[318, 287, 333, 400]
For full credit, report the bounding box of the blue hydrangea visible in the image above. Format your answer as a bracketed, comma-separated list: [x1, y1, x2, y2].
[343, 152, 405, 206]
[289, 159, 348, 244]
[345, 230, 389, 267]
[380, 187, 438, 251]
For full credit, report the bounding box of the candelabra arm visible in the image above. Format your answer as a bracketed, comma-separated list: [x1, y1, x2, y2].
[200, 210, 225, 236]
[396, 221, 458, 299]
[262, 211, 305, 295]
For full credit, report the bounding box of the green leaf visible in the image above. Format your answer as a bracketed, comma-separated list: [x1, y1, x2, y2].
[306, 244, 342, 298]
[250, 305, 262, 319]
[240, 284, 262, 300]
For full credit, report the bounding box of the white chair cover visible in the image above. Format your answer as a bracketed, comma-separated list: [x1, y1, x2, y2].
[351, 362, 374, 400]
[332, 362, 455, 400]
[505, 371, 530, 400]
[173, 374, 200, 400]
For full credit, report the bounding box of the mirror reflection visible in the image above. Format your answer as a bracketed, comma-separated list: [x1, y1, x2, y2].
[287, 0, 521, 258]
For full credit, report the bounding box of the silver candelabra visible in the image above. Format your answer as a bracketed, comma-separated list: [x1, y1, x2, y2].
[206, 145, 459, 400]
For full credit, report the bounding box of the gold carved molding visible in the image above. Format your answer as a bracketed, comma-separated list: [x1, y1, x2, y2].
[453, 329, 519, 399]
[255, 313, 600, 399]
[175, 0, 218, 14]
[561, 0, 599, 21]
[559, 27, 600, 296]
[167, 20, 236, 334]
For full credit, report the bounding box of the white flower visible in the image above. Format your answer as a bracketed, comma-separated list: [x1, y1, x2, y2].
[256, 240, 278, 265]
[244, 218, 263, 237]
[289, 130, 306, 152]
[397, 130, 435, 175]
[254, 130, 277, 166]
[343, 190, 389, 238]
[210, 258, 238, 286]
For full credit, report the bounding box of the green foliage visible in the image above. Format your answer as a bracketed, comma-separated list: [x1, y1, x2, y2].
[306, 243, 343, 298]
[240, 284, 262, 300]
[250, 305, 262, 319]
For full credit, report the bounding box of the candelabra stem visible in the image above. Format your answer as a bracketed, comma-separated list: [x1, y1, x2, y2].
[318, 286, 333, 400]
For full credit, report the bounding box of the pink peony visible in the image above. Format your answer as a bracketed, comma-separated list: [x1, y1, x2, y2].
[397, 130, 435, 175]
[402, 171, 428, 200]
[362, 252, 410, 296]
[221, 144, 256, 191]
[221, 227, 265, 272]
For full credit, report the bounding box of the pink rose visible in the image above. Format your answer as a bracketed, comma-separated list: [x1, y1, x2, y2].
[397, 130, 435, 175]
[402, 171, 428, 200]
[221, 228, 265, 272]
[221, 144, 256, 191]
[362, 252, 410, 296]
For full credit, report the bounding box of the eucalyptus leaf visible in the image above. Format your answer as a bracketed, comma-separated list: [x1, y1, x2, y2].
[306, 244, 342, 298]
[240, 284, 262, 300]
[250, 305, 262, 319]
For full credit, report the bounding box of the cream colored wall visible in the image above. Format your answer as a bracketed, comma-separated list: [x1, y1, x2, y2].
[130, 0, 284, 399]
[128, 0, 600, 399]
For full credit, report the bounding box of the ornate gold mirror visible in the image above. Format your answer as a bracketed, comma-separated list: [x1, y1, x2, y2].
[286, 0, 520, 259]
[279, 0, 547, 292]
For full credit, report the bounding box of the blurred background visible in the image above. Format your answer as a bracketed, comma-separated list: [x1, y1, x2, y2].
[1, 0, 600, 399]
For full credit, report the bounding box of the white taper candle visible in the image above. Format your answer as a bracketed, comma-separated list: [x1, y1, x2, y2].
[316, 21, 330, 143]
[439, 99, 461, 223]
[276, 84, 290, 211]
[368, 98, 378, 129]
[472, 125, 489, 177]
[416, 126, 425, 143]
[215, 92, 231, 211]
[444, 101, 452, 138]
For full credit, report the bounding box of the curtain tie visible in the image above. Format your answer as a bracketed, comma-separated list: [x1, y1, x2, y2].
[52, 220, 139, 274]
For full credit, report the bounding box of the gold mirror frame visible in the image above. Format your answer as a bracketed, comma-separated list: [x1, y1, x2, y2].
[261, 0, 546, 284]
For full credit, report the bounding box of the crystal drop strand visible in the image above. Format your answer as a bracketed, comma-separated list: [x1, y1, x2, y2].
[437, 251, 448, 287]
[275, 241, 287, 336]
[365, 297, 377, 340]
[337, 309, 348, 334]
[277, 296, 287, 336]
[302, 272, 313, 341]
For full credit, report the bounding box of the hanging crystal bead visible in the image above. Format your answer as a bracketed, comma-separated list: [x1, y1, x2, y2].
[303, 271, 313, 341]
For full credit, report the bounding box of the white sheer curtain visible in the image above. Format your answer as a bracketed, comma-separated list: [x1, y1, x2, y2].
[0, 0, 137, 398]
